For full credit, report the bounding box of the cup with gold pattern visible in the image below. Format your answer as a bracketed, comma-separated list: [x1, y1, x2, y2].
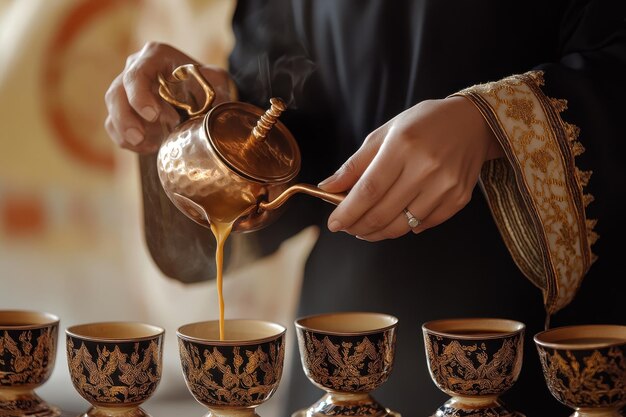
[65, 322, 164, 417]
[422, 318, 526, 417]
[177, 319, 286, 417]
[0, 310, 60, 417]
[534, 324, 626, 417]
[292, 312, 400, 417]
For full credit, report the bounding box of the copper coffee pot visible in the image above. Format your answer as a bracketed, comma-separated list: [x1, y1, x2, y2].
[156, 64, 344, 232]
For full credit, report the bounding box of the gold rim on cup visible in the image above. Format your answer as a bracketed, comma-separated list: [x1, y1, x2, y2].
[66, 321, 165, 342]
[177, 318, 286, 344]
[295, 311, 399, 335]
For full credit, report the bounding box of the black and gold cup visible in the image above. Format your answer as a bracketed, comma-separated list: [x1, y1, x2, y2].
[293, 312, 399, 417]
[65, 322, 164, 417]
[0, 310, 60, 417]
[422, 318, 526, 417]
[177, 319, 286, 417]
[534, 324, 626, 417]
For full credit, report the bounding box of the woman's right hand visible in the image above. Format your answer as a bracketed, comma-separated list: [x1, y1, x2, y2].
[104, 42, 234, 153]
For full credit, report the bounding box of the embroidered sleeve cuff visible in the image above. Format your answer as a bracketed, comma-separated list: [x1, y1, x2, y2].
[453, 71, 597, 314]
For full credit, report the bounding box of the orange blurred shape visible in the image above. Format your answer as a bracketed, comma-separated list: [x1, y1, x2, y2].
[1, 194, 46, 237]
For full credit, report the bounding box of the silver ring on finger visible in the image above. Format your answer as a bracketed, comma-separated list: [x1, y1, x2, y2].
[403, 208, 422, 228]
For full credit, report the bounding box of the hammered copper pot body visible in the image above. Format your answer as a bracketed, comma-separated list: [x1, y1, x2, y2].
[156, 103, 294, 232]
[534, 325, 626, 417]
[155, 64, 343, 234]
[0, 310, 60, 417]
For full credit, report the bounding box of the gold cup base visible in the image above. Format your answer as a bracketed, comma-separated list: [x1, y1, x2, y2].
[0, 389, 61, 417]
[292, 392, 400, 417]
[570, 408, 624, 417]
[292, 409, 400, 417]
[79, 406, 151, 417]
[202, 407, 261, 417]
[431, 397, 524, 417]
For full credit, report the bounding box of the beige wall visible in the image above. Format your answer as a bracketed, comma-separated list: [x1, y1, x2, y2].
[0, 1, 316, 415]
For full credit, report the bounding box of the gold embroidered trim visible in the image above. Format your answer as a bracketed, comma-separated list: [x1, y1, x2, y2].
[454, 71, 597, 314]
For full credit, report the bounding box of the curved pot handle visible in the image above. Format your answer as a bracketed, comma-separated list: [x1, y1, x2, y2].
[157, 64, 215, 118]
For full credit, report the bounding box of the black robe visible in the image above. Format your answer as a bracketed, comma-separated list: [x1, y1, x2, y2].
[225, 1, 626, 415]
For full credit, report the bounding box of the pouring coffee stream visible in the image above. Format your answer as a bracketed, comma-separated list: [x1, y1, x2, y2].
[156, 64, 345, 339]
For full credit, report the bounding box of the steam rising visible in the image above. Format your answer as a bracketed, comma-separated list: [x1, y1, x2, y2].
[234, 53, 316, 110]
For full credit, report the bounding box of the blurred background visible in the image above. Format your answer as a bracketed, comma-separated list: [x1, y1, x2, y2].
[0, 0, 318, 415]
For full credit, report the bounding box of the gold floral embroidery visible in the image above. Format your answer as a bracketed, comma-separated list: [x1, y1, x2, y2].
[455, 71, 597, 314]
[0, 329, 56, 386]
[506, 98, 535, 125]
[178, 339, 284, 406]
[306, 398, 388, 417]
[536, 346, 626, 408]
[66, 338, 161, 404]
[424, 335, 523, 396]
[529, 149, 553, 173]
[0, 394, 59, 416]
[298, 331, 395, 393]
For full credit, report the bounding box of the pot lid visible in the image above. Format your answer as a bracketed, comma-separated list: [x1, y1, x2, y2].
[205, 100, 300, 183]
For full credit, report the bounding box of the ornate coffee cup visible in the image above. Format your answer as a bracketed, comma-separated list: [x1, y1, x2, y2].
[0, 310, 60, 417]
[65, 322, 164, 417]
[177, 319, 286, 417]
[292, 311, 399, 417]
[534, 324, 626, 417]
[422, 318, 526, 417]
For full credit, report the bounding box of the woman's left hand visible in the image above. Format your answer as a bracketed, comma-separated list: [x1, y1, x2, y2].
[318, 96, 503, 241]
